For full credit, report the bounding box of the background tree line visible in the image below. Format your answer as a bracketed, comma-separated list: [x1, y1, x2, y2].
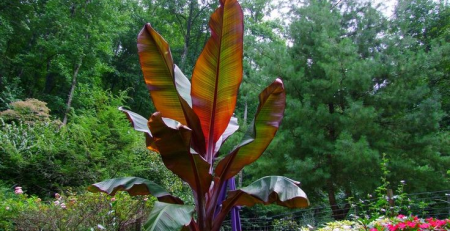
[1, 0, 449, 219]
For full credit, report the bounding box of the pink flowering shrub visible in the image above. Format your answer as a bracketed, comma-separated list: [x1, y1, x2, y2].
[368, 214, 450, 231]
[0, 186, 155, 230]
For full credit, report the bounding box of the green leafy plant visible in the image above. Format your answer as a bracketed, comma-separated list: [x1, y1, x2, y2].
[88, 0, 309, 230]
[348, 154, 429, 229]
[316, 220, 364, 231]
[273, 217, 303, 231]
[0, 185, 152, 230]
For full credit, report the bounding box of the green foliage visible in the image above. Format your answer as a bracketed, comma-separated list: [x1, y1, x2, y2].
[0, 90, 184, 198]
[347, 154, 429, 227]
[0, 77, 24, 111]
[0, 98, 51, 123]
[243, 0, 450, 220]
[1, 0, 449, 227]
[0, 183, 153, 230]
[272, 217, 303, 231]
[316, 220, 364, 231]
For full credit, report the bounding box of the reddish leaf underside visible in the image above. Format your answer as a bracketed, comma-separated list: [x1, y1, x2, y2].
[148, 112, 212, 195]
[190, 0, 244, 162]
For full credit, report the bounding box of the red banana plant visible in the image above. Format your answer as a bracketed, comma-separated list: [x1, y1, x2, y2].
[88, 0, 309, 230]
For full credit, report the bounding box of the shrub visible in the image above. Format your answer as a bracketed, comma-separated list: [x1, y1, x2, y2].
[0, 98, 51, 123]
[316, 220, 364, 231]
[0, 90, 186, 198]
[0, 184, 153, 230]
[273, 217, 303, 230]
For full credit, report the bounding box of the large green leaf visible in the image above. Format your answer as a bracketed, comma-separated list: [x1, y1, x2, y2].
[148, 112, 212, 195]
[215, 78, 286, 180]
[190, 0, 244, 163]
[144, 202, 194, 231]
[88, 177, 183, 204]
[138, 23, 187, 125]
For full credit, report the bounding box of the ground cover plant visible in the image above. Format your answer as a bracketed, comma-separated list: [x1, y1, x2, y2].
[88, 0, 309, 230]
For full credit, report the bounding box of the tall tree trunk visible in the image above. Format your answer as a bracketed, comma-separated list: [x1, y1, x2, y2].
[61, 60, 82, 126]
[326, 177, 350, 220]
[180, 0, 195, 70]
[327, 178, 340, 220]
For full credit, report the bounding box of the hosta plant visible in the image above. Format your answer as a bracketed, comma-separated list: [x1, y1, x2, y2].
[88, 0, 309, 230]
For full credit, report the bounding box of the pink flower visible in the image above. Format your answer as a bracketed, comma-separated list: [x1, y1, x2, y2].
[54, 200, 60, 206]
[60, 203, 66, 209]
[397, 222, 406, 229]
[405, 221, 416, 228]
[14, 187, 23, 194]
[419, 223, 431, 229]
[370, 228, 378, 231]
[387, 224, 398, 231]
[397, 214, 406, 219]
[110, 197, 116, 202]
[54, 193, 61, 199]
[144, 197, 148, 201]
[435, 219, 447, 227]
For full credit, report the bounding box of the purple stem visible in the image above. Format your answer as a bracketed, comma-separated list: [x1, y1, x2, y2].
[229, 177, 242, 231]
[214, 180, 228, 218]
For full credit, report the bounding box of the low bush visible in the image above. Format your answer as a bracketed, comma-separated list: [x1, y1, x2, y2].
[0, 91, 186, 198]
[0, 184, 153, 230]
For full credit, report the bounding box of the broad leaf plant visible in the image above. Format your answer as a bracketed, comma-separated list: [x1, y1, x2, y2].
[88, 0, 309, 230]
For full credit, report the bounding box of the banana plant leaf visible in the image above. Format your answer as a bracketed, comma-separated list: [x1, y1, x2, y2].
[190, 0, 244, 162]
[148, 112, 212, 196]
[138, 23, 206, 156]
[212, 176, 308, 230]
[215, 78, 286, 180]
[88, 177, 183, 204]
[174, 65, 192, 107]
[214, 116, 239, 155]
[119, 107, 159, 152]
[138, 23, 186, 125]
[144, 202, 194, 231]
[224, 176, 309, 208]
